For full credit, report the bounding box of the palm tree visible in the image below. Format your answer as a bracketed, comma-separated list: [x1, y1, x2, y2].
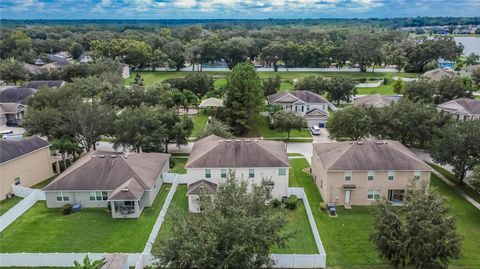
[73, 255, 105, 269]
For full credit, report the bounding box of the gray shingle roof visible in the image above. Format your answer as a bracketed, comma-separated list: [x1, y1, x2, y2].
[354, 94, 398, 108]
[267, 90, 328, 104]
[187, 180, 218, 195]
[0, 87, 37, 104]
[108, 178, 145, 200]
[0, 136, 49, 164]
[43, 151, 170, 192]
[438, 98, 480, 115]
[186, 135, 289, 168]
[421, 68, 455, 81]
[24, 80, 65, 89]
[313, 139, 431, 171]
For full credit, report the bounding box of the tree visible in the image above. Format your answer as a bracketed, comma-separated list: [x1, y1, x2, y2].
[163, 41, 185, 71]
[404, 183, 462, 268]
[464, 53, 479, 66]
[345, 33, 381, 72]
[153, 172, 289, 269]
[181, 89, 198, 114]
[260, 41, 286, 71]
[156, 106, 193, 152]
[325, 77, 357, 106]
[272, 110, 306, 142]
[166, 73, 214, 97]
[73, 255, 105, 269]
[430, 119, 480, 184]
[200, 118, 233, 138]
[51, 137, 79, 167]
[0, 58, 29, 84]
[222, 37, 252, 70]
[327, 105, 373, 141]
[470, 165, 480, 192]
[70, 42, 84, 60]
[471, 67, 480, 85]
[434, 77, 472, 104]
[294, 76, 328, 94]
[132, 73, 144, 86]
[403, 79, 435, 103]
[263, 76, 281, 96]
[370, 199, 406, 267]
[392, 79, 404, 94]
[225, 62, 264, 134]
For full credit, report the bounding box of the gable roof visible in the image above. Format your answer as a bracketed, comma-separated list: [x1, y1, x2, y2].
[313, 139, 431, 171]
[354, 94, 398, 108]
[188, 180, 218, 195]
[186, 135, 289, 168]
[43, 151, 170, 192]
[305, 108, 329, 117]
[0, 136, 49, 164]
[108, 177, 145, 200]
[0, 87, 37, 104]
[198, 97, 224, 108]
[24, 80, 65, 89]
[0, 103, 26, 114]
[437, 98, 480, 115]
[421, 68, 455, 81]
[267, 90, 328, 105]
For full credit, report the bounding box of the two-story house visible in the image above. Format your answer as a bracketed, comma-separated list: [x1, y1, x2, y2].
[185, 135, 290, 212]
[437, 98, 480, 122]
[267, 90, 333, 128]
[311, 139, 431, 206]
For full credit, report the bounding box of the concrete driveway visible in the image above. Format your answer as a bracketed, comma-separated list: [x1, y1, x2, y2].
[312, 128, 333, 143]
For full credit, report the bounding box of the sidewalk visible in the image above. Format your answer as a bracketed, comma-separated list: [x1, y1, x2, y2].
[432, 170, 480, 210]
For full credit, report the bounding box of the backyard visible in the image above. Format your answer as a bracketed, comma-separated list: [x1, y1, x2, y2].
[154, 184, 319, 254]
[429, 163, 480, 204]
[0, 184, 172, 253]
[0, 196, 23, 216]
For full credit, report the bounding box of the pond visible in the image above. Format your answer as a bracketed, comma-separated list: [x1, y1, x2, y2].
[454, 36, 480, 55]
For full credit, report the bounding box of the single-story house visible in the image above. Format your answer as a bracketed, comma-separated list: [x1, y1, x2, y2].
[43, 151, 170, 218]
[311, 139, 431, 206]
[185, 135, 290, 212]
[0, 103, 26, 126]
[24, 80, 65, 89]
[354, 94, 400, 108]
[267, 90, 333, 128]
[437, 98, 480, 122]
[0, 136, 53, 200]
[421, 68, 455, 81]
[0, 87, 37, 105]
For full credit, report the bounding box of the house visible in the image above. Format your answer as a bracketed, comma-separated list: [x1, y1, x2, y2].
[43, 151, 170, 218]
[0, 136, 53, 200]
[185, 135, 290, 212]
[79, 52, 93, 63]
[267, 90, 333, 128]
[311, 139, 431, 206]
[0, 103, 26, 126]
[24, 80, 65, 89]
[354, 94, 400, 108]
[24, 63, 42, 74]
[0, 87, 37, 105]
[421, 68, 455, 81]
[437, 98, 480, 121]
[41, 59, 70, 72]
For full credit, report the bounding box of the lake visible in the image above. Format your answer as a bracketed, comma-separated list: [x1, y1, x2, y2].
[454, 36, 480, 56]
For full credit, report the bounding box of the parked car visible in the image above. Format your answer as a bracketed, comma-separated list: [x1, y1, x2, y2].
[310, 125, 321, 136]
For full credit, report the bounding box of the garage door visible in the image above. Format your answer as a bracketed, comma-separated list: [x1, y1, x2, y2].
[319, 122, 325, 128]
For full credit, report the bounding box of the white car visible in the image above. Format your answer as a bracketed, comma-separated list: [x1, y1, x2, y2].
[310, 126, 321, 136]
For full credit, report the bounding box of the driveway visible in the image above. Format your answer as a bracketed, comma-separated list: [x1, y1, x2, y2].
[312, 128, 333, 143]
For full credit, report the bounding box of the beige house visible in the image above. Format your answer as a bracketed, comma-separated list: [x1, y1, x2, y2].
[421, 68, 455, 81]
[437, 98, 480, 122]
[0, 136, 53, 200]
[311, 139, 431, 206]
[43, 151, 170, 218]
[354, 94, 400, 108]
[185, 135, 290, 212]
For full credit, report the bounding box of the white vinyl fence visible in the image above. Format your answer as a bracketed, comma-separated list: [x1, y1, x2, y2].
[163, 172, 187, 184]
[0, 186, 45, 232]
[0, 253, 141, 267]
[356, 80, 383, 88]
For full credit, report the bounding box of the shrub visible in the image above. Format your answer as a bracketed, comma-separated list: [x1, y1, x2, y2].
[284, 195, 298, 210]
[62, 204, 72, 215]
[319, 202, 327, 211]
[271, 198, 282, 208]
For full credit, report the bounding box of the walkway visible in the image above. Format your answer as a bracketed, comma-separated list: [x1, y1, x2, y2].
[432, 170, 480, 210]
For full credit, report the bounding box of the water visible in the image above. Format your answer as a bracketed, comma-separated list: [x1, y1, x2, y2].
[454, 37, 480, 56]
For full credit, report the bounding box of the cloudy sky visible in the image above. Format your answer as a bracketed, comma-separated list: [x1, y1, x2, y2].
[1, 0, 479, 19]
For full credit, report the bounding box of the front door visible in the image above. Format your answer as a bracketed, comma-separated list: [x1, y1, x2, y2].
[345, 190, 351, 204]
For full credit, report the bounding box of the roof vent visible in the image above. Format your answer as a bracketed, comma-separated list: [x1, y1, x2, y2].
[349, 141, 353, 144]
[235, 139, 241, 142]
[91, 154, 96, 158]
[254, 139, 258, 142]
[356, 141, 364, 145]
[225, 139, 232, 142]
[98, 154, 106, 158]
[218, 140, 222, 143]
[245, 139, 250, 142]
[110, 155, 117, 158]
[375, 141, 383, 145]
[122, 188, 129, 192]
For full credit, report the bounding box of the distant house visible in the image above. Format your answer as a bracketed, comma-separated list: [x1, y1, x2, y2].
[421, 68, 455, 81]
[24, 80, 65, 89]
[23, 63, 42, 75]
[41, 59, 70, 72]
[0, 136, 53, 200]
[121, 64, 130, 79]
[34, 58, 45, 65]
[267, 90, 333, 128]
[0, 103, 26, 126]
[311, 139, 431, 206]
[0, 87, 37, 105]
[79, 52, 93, 63]
[354, 94, 400, 108]
[437, 98, 480, 122]
[43, 151, 170, 218]
[185, 135, 290, 212]
[48, 51, 71, 62]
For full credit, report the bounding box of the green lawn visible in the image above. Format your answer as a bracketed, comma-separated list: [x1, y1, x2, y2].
[0, 196, 23, 216]
[244, 115, 312, 139]
[170, 157, 187, 174]
[30, 176, 56, 189]
[429, 163, 480, 204]
[155, 184, 318, 254]
[289, 158, 480, 268]
[0, 184, 172, 253]
[191, 111, 209, 138]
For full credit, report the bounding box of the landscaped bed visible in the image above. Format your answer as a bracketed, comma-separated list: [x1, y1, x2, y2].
[154, 184, 318, 254]
[0, 184, 172, 253]
[0, 196, 23, 216]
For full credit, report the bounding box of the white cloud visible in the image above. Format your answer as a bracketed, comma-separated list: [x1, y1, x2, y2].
[175, 0, 197, 8]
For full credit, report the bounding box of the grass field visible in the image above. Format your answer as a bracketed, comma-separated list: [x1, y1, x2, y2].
[170, 157, 187, 174]
[191, 111, 209, 138]
[0, 196, 23, 216]
[244, 115, 312, 138]
[154, 184, 318, 254]
[30, 176, 56, 189]
[0, 184, 172, 253]
[289, 158, 480, 268]
[429, 163, 480, 204]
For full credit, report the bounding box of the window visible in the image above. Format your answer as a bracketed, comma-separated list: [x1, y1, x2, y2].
[278, 168, 286, 176]
[301, 106, 304, 112]
[14, 177, 21, 185]
[263, 181, 275, 191]
[367, 171, 375, 181]
[96, 191, 102, 201]
[90, 192, 95, 201]
[249, 169, 255, 178]
[414, 171, 421, 180]
[56, 192, 69, 202]
[306, 105, 310, 111]
[205, 169, 211, 179]
[102, 191, 108, 200]
[320, 180, 323, 189]
[90, 191, 108, 201]
[221, 169, 227, 178]
[367, 190, 380, 200]
[344, 171, 352, 181]
[388, 171, 395, 181]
